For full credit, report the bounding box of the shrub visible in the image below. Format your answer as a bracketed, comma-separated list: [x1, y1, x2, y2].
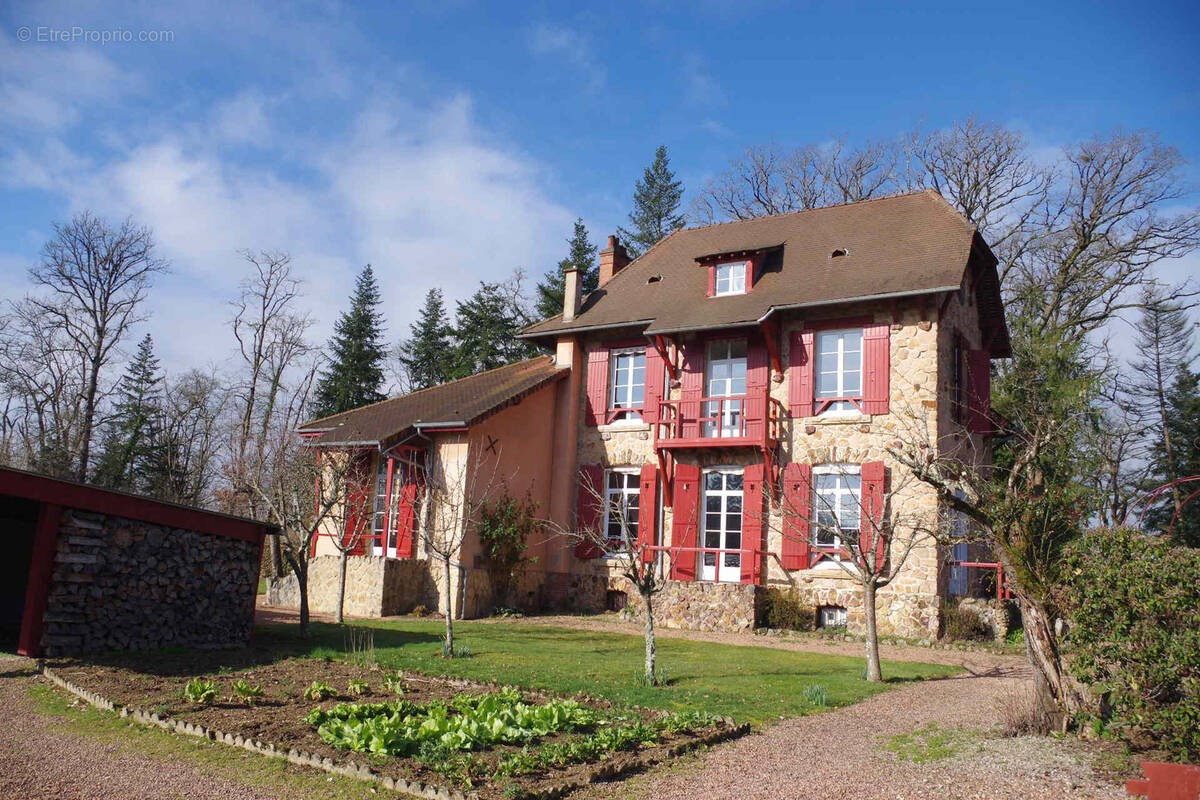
[1064, 528, 1200, 761]
[303, 680, 337, 701]
[183, 678, 217, 705]
[477, 494, 539, 607]
[757, 588, 815, 631]
[941, 602, 991, 642]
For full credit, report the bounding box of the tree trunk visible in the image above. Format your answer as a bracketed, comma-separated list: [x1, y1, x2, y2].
[336, 549, 348, 624]
[1019, 595, 1086, 720]
[77, 353, 103, 480]
[442, 559, 455, 657]
[863, 580, 883, 682]
[298, 570, 310, 639]
[642, 586, 658, 684]
[270, 535, 284, 578]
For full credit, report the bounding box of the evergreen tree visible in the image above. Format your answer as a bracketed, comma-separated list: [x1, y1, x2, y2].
[93, 333, 163, 492]
[312, 265, 387, 418]
[452, 281, 536, 378]
[616, 145, 686, 258]
[1146, 365, 1200, 546]
[397, 288, 455, 390]
[534, 219, 598, 320]
[1132, 285, 1196, 518]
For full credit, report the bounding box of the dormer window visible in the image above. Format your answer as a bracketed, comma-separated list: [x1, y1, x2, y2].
[713, 260, 748, 297]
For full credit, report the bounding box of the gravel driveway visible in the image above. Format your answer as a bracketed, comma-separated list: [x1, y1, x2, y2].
[0, 656, 273, 800]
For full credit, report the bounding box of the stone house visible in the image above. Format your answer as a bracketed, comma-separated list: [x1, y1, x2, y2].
[285, 189, 1007, 639]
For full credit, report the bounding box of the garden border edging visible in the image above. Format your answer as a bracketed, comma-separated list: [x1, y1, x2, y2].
[38, 662, 750, 800]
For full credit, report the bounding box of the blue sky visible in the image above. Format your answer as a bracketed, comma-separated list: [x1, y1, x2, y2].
[2, 0, 1198, 373]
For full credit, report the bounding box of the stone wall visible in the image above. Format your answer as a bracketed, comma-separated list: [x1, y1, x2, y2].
[267, 555, 435, 617]
[42, 508, 261, 656]
[621, 579, 757, 632]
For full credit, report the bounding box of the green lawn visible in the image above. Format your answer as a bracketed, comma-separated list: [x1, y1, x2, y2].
[255, 619, 958, 725]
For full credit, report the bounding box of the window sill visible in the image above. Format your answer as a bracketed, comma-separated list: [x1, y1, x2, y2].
[598, 421, 651, 433]
[805, 412, 872, 426]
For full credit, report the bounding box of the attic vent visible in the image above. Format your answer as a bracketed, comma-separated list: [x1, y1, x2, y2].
[831, 248, 850, 258]
[646, 274, 663, 284]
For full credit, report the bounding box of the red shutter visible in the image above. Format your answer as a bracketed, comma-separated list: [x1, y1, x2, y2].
[860, 461, 886, 572]
[745, 338, 769, 440]
[862, 322, 890, 415]
[585, 347, 609, 426]
[680, 344, 705, 439]
[575, 465, 606, 559]
[741, 463, 765, 583]
[643, 345, 665, 425]
[781, 462, 812, 570]
[394, 472, 419, 558]
[788, 329, 814, 418]
[638, 464, 658, 564]
[967, 349, 992, 435]
[669, 463, 701, 580]
[706, 265, 716, 297]
[744, 256, 755, 292]
[344, 454, 371, 555]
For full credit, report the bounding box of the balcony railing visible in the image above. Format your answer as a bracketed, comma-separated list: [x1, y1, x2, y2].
[654, 392, 784, 448]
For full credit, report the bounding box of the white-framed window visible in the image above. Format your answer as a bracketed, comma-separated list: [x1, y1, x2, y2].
[609, 348, 646, 422]
[372, 456, 392, 554]
[605, 469, 640, 549]
[705, 338, 747, 437]
[813, 464, 861, 550]
[700, 467, 743, 582]
[713, 260, 747, 296]
[815, 328, 863, 414]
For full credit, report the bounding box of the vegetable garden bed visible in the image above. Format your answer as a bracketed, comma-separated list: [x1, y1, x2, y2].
[45, 656, 742, 799]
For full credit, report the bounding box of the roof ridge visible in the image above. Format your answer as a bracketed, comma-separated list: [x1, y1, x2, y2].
[680, 188, 948, 234]
[299, 356, 554, 429]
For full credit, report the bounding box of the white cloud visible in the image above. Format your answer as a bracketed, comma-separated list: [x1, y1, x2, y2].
[0, 31, 135, 132]
[211, 91, 272, 144]
[528, 23, 606, 91]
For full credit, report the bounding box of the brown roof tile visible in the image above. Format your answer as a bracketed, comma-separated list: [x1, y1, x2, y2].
[298, 357, 566, 447]
[522, 190, 997, 338]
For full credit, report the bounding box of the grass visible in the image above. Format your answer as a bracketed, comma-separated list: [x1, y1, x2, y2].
[257, 578, 267, 595]
[255, 618, 958, 725]
[21, 674, 379, 799]
[880, 723, 981, 763]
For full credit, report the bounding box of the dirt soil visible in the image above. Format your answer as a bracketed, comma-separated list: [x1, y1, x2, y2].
[46, 653, 730, 799]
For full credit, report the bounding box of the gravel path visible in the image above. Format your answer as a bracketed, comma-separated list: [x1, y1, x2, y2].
[0, 656, 274, 800]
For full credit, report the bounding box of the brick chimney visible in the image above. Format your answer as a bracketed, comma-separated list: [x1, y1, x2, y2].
[598, 235, 631, 287]
[562, 263, 582, 321]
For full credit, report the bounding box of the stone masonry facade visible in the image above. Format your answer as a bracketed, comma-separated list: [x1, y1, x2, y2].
[573, 292, 987, 641]
[42, 508, 261, 656]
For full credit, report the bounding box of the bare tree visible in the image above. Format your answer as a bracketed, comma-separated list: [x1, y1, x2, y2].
[241, 443, 362, 638]
[26, 212, 167, 479]
[155, 369, 228, 506]
[226, 249, 314, 574]
[544, 469, 672, 684]
[416, 442, 509, 658]
[322, 454, 373, 624]
[762, 446, 951, 682]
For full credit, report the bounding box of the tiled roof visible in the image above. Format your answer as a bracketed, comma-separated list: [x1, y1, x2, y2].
[298, 357, 567, 447]
[522, 190, 1003, 341]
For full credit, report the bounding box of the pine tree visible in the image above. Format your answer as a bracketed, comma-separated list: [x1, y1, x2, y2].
[397, 288, 455, 390]
[1146, 365, 1200, 546]
[312, 265, 387, 418]
[1132, 285, 1196, 518]
[616, 145, 686, 258]
[93, 333, 163, 492]
[452, 281, 536, 378]
[534, 219, 598, 320]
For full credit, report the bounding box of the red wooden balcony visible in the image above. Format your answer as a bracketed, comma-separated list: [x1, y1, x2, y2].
[654, 392, 784, 450]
